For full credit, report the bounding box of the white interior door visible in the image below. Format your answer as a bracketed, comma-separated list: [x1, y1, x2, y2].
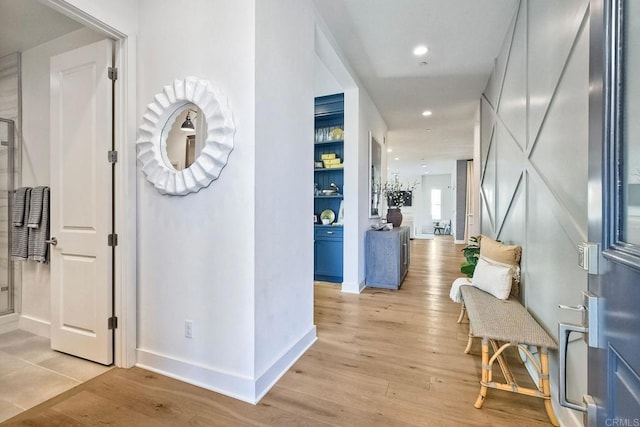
[50, 39, 113, 365]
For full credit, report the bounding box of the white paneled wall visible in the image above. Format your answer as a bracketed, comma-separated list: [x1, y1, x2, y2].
[480, 1, 589, 424]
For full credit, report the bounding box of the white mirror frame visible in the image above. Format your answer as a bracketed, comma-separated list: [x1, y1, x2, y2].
[136, 77, 235, 195]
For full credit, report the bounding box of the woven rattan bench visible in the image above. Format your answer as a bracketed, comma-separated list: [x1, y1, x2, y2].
[458, 285, 559, 426]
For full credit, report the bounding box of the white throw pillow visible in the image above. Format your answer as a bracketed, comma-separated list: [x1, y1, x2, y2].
[472, 256, 513, 300]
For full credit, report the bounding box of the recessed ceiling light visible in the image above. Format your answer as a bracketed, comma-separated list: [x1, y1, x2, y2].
[421, 164, 427, 168]
[426, 128, 432, 132]
[394, 157, 400, 161]
[413, 45, 428, 56]
[418, 61, 428, 66]
[387, 148, 392, 152]
[422, 110, 432, 117]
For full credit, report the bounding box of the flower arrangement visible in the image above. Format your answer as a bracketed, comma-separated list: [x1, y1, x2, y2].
[381, 176, 418, 208]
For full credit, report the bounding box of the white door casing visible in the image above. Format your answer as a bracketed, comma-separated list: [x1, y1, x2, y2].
[50, 39, 113, 365]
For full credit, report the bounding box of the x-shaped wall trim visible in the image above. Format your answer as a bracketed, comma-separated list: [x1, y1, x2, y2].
[479, 2, 590, 248]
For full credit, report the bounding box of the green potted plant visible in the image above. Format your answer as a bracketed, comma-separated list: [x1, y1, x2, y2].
[460, 236, 480, 277]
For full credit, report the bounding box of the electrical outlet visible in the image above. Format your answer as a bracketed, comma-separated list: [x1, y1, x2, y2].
[184, 320, 193, 338]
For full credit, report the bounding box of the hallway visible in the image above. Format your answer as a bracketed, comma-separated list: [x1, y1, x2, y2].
[5, 237, 549, 425]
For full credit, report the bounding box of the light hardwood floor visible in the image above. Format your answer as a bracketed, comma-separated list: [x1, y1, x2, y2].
[5, 237, 551, 426]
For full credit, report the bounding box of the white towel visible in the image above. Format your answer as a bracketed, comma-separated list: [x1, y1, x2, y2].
[11, 187, 31, 261]
[450, 277, 472, 303]
[28, 187, 50, 263]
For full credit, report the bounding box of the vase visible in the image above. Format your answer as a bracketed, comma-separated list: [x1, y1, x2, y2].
[386, 207, 403, 228]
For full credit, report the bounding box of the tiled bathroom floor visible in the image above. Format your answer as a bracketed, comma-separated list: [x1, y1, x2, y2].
[0, 329, 112, 422]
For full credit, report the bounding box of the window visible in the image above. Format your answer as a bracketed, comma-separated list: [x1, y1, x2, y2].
[431, 189, 442, 220]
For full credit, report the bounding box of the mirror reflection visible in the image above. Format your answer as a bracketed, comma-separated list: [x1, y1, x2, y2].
[164, 103, 206, 171]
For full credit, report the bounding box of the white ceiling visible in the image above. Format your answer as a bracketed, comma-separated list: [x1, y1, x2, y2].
[0, 0, 82, 58]
[314, 0, 518, 177]
[1, 0, 517, 179]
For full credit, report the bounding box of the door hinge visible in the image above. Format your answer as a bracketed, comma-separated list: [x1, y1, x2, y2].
[108, 150, 118, 164]
[108, 233, 118, 247]
[108, 67, 118, 81]
[108, 316, 118, 330]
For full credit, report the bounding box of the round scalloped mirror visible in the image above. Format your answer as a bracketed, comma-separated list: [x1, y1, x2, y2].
[137, 77, 235, 195]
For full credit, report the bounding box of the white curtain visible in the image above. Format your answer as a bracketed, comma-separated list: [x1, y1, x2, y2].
[464, 160, 474, 242]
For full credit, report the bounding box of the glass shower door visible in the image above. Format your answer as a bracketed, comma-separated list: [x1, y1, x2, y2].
[0, 119, 14, 315]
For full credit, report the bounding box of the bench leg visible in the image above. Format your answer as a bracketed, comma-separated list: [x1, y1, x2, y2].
[464, 334, 474, 354]
[474, 337, 489, 408]
[540, 348, 560, 426]
[457, 303, 466, 323]
[464, 322, 473, 354]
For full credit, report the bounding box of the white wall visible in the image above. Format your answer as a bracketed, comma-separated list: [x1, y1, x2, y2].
[398, 173, 422, 237]
[314, 16, 387, 294]
[135, 0, 316, 404]
[479, 1, 589, 424]
[50, 0, 138, 37]
[135, 0, 257, 399]
[253, 0, 316, 398]
[350, 90, 387, 291]
[420, 173, 454, 234]
[19, 27, 105, 336]
[314, 54, 341, 97]
[393, 167, 457, 237]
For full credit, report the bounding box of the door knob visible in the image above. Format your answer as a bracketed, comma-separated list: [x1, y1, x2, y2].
[558, 304, 586, 311]
[45, 237, 58, 246]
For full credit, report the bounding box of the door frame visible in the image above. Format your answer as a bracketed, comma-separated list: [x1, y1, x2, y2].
[43, 0, 138, 368]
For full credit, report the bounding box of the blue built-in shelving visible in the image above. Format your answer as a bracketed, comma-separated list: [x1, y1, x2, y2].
[314, 93, 344, 283]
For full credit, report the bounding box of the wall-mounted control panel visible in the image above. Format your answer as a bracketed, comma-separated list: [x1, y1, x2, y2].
[578, 242, 599, 274]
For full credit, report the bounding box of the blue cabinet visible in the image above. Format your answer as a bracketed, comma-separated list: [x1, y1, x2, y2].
[365, 227, 410, 289]
[314, 94, 344, 283]
[314, 226, 343, 282]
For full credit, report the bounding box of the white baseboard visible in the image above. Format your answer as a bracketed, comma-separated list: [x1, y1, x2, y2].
[0, 313, 19, 334]
[19, 314, 50, 337]
[454, 239, 465, 244]
[557, 402, 583, 427]
[255, 326, 317, 402]
[137, 326, 317, 404]
[414, 233, 434, 240]
[519, 346, 541, 384]
[341, 280, 365, 294]
[136, 348, 256, 403]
